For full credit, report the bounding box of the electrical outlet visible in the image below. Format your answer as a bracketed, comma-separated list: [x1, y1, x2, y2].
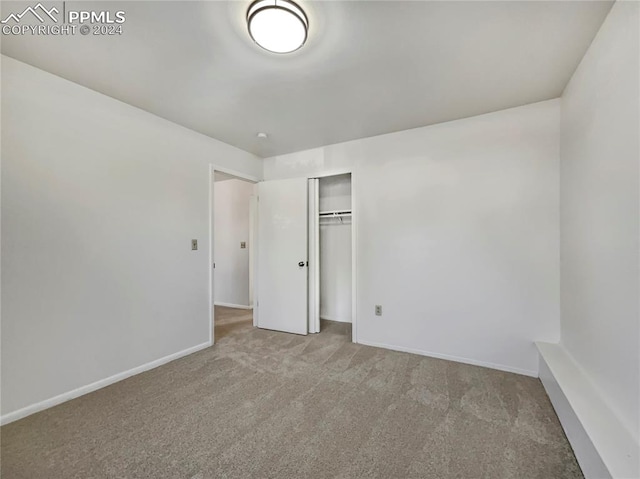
[240, 241, 246, 249]
[375, 305, 382, 316]
[191, 239, 198, 250]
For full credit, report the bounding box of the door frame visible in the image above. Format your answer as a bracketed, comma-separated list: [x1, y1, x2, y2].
[209, 164, 260, 345]
[308, 169, 358, 344]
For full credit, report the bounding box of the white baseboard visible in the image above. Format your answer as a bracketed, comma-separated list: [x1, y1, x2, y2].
[536, 342, 638, 479]
[0, 341, 212, 426]
[320, 315, 352, 323]
[214, 302, 252, 310]
[356, 339, 537, 377]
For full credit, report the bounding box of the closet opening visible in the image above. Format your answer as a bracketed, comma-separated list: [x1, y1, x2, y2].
[309, 173, 353, 340]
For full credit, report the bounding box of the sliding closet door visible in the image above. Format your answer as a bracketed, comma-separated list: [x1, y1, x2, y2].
[257, 178, 308, 335]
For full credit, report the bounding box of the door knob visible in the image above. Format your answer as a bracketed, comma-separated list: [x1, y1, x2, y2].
[298, 261, 305, 267]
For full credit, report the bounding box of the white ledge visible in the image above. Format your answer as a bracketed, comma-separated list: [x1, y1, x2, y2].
[536, 342, 639, 479]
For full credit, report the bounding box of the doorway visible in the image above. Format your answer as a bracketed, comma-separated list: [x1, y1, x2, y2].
[212, 169, 258, 341]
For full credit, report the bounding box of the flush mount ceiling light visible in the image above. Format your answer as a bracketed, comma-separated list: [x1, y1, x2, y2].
[247, 0, 309, 54]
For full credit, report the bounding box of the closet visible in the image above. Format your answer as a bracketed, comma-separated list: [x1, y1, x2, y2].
[308, 174, 352, 333]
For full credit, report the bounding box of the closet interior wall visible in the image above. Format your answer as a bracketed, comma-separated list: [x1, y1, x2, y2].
[319, 174, 352, 323]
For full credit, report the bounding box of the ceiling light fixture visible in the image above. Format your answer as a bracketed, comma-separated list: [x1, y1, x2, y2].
[247, 0, 309, 54]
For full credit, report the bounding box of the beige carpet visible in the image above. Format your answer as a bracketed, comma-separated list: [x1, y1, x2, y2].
[1, 306, 582, 478]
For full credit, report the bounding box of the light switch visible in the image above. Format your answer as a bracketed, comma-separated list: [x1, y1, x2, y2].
[191, 239, 198, 250]
[240, 242, 246, 249]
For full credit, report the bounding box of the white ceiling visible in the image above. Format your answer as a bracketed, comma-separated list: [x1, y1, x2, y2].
[1, 1, 613, 157]
[214, 171, 239, 182]
[214, 170, 254, 182]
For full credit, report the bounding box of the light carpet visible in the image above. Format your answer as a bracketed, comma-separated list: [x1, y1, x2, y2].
[1, 306, 582, 478]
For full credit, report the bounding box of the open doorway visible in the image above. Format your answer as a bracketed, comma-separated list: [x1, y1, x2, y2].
[213, 170, 257, 341]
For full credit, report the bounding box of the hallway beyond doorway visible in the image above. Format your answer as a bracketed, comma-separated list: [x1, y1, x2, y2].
[215, 305, 253, 340]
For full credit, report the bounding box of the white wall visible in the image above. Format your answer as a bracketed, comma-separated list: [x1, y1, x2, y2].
[265, 99, 561, 376]
[214, 178, 255, 308]
[319, 174, 352, 322]
[0, 56, 262, 420]
[560, 0, 639, 444]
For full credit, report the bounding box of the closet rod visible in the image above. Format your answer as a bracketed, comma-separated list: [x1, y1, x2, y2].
[318, 210, 352, 217]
